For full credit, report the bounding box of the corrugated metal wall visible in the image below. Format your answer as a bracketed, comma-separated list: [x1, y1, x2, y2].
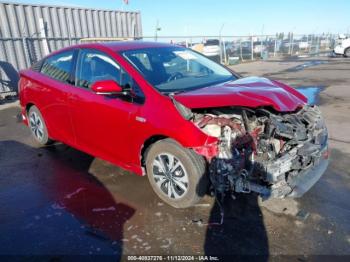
[0, 1, 142, 94]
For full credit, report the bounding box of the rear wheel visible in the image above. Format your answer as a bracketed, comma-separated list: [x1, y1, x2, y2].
[145, 139, 208, 208]
[28, 105, 53, 145]
[344, 48, 350, 58]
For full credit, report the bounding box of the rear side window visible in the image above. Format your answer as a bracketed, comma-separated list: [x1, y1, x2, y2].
[40, 50, 74, 83]
[31, 59, 44, 72]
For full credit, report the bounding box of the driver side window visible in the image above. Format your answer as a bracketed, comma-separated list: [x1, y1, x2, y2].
[75, 49, 122, 89]
[75, 49, 145, 103]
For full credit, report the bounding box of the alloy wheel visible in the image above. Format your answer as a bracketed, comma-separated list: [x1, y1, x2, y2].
[152, 153, 189, 199]
[29, 111, 44, 142]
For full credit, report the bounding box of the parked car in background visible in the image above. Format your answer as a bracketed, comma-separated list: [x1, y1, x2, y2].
[202, 39, 220, 62]
[253, 41, 266, 54]
[190, 43, 204, 53]
[333, 34, 350, 57]
[19, 41, 329, 208]
[225, 41, 252, 60]
[298, 41, 309, 50]
[280, 40, 300, 54]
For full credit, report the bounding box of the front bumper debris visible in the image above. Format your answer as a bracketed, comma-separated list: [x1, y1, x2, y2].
[285, 146, 329, 198]
[195, 105, 329, 200]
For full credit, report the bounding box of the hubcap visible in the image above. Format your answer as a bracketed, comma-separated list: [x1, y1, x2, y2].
[152, 153, 189, 199]
[29, 111, 44, 141]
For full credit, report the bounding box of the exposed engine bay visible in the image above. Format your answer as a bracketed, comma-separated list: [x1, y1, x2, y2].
[192, 105, 329, 200]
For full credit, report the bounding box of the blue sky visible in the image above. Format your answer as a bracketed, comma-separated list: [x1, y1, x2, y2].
[5, 0, 350, 36]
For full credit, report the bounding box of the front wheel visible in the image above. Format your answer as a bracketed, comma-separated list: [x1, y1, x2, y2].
[145, 139, 208, 208]
[28, 105, 53, 145]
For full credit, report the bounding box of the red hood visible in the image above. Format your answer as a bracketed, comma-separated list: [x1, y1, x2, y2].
[173, 77, 307, 112]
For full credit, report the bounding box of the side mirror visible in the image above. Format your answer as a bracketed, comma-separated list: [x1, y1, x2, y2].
[91, 80, 123, 95]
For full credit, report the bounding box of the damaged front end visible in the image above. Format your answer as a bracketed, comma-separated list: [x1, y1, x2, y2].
[192, 105, 329, 200]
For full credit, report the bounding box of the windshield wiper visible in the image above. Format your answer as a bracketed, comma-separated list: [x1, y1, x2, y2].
[166, 90, 187, 95]
[194, 74, 210, 78]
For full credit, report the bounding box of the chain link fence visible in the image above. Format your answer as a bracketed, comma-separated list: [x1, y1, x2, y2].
[142, 33, 339, 65]
[0, 33, 340, 97]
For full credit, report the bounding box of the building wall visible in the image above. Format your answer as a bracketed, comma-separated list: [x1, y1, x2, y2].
[0, 1, 142, 94]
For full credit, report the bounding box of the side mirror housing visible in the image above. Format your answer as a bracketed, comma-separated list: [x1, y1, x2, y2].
[91, 80, 123, 95]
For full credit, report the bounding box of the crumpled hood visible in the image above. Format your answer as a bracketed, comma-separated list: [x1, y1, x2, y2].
[174, 77, 307, 112]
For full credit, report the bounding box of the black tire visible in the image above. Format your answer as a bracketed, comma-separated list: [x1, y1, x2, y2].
[145, 139, 208, 208]
[28, 105, 53, 145]
[344, 48, 350, 58]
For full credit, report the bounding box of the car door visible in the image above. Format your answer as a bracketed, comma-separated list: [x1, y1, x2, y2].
[68, 48, 143, 166]
[38, 50, 76, 144]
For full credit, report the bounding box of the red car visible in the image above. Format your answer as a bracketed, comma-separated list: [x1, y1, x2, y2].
[19, 41, 329, 208]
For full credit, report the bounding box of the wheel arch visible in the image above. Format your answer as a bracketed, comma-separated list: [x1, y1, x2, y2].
[139, 134, 209, 171]
[25, 102, 35, 113]
[140, 135, 168, 168]
[25, 103, 53, 145]
[143, 136, 209, 207]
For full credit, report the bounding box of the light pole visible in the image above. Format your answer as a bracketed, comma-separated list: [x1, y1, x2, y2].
[154, 20, 161, 42]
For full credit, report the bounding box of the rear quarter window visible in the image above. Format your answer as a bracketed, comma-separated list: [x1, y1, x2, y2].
[40, 50, 74, 83]
[31, 59, 44, 72]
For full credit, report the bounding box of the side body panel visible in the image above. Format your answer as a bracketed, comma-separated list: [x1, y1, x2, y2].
[19, 45, 214, 176]
[68, 86, 140, 168]
[19, 71, 75, 144]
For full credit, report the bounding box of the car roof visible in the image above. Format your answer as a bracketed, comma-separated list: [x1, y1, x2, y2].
[63, 41, 176, 53]
[103, 41, 175, 51]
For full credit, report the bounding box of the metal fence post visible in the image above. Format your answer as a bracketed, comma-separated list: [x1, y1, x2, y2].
[290, 33, 294, 56]
[21, 37, 31, 68]
[219, 36, 223, 64]
[0, 63, 3, 94]
[219, 23, 224, 64]
[222, 37, 227, 64]
[240, 38, 243, 61]
[251, 36, 254, 61]
[288, 33, 291, 55]
[309, 34, 313, 53]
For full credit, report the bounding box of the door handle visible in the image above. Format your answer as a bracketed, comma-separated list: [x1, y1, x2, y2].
[135, 116, 147, 123]
[67, 93, 78, 101]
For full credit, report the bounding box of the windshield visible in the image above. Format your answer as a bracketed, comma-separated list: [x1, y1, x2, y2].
[121, 46, 236, 93]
